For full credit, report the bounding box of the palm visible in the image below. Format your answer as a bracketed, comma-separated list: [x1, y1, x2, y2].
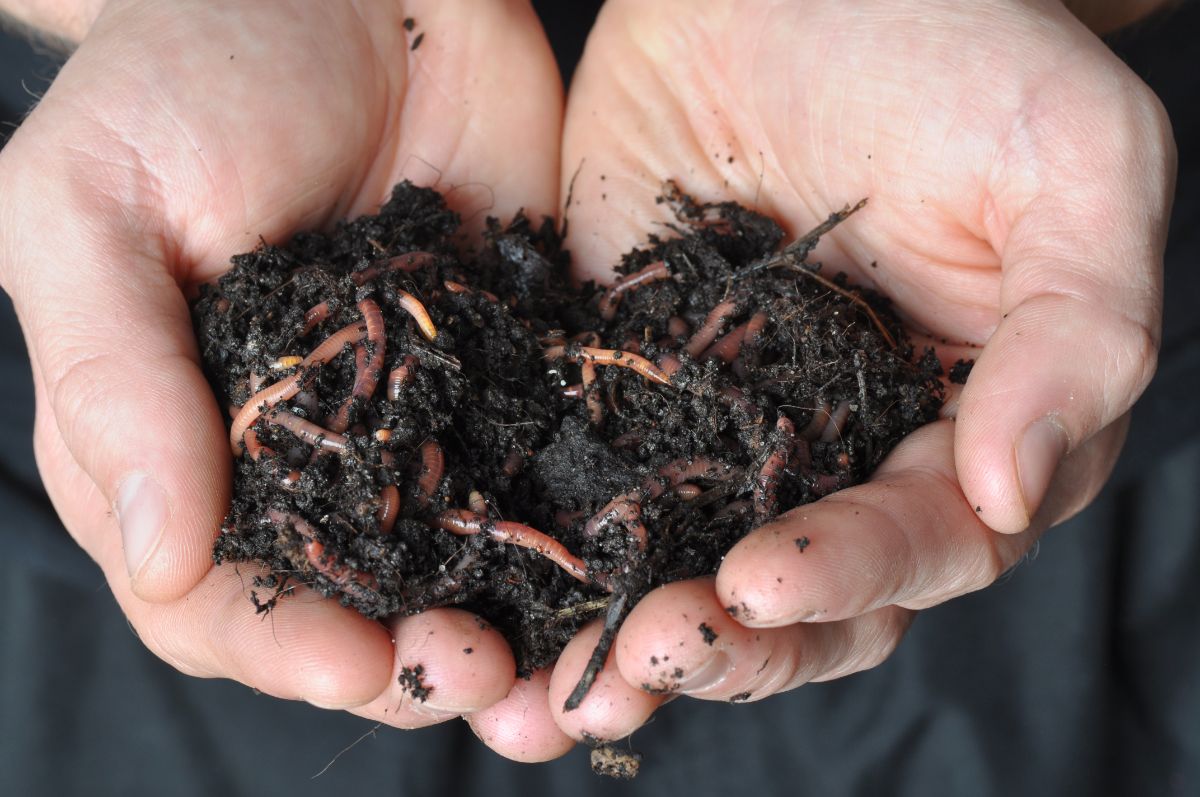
[7, 0, 562, 721]
[535, 0, 1171, 743]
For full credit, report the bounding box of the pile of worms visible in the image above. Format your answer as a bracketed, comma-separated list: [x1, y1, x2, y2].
[194, 181, 944, 691]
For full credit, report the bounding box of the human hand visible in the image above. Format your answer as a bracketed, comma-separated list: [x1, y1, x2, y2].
[0, 0, 568, 742]
[466, 0, 1174, 754]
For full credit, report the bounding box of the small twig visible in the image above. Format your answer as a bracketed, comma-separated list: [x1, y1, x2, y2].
[564, 592, 630, 712]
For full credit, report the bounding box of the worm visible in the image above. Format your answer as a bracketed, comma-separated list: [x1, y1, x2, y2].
[267, 509, 377, 593]
[432, 509, 596, 587]
[544, 345, 672, 387]
[243, 429, 274, 462]
[331, 299, 386, 432]
[350, 251, 435, 285]
[684, 300, 737, 357]
[267, 409, 349, 453]
[376, 485, 400, 535]
[301, 301, 331, 336]
[598, 260, 669, 320]
[667, 316, 690, 338]
[397, 290, 439, 342]
[468, 490, 488, 516]
[417, 440, 445, 505]
[580, 360, 603, 424]
[702, 322, 750, 363]
[754, 415, 795, 520]
[820, 400, 852, 443]
[229, 321, 367, 454]
[387, 355, 419, 401]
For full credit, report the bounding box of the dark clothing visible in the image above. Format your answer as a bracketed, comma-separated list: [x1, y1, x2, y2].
[1, 4, 1197, 795]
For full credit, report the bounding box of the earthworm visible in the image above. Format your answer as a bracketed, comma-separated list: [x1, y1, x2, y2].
[598, 260, 669, 320]
[801, 400, 833, 441]
[755, 415, 795, 520]
[702, 322, 749, 363]
[820, 400, 852, 443]
[812, 473, 845, 497]
[444, 279, 500, 303]
[350, 251, 435, 285]
[396, 290, 439, 342]
[387, 355, 419, 401]
[501, 449, 526, 477]
[301, 301, 331, 336]
[555, 509, 584, 528]
[229, 321, 367, 454]
[610, 430, 642, 449]
[674, 484, 703, 501]
[281, 470, 302, 489]
[267, 408, 349, 453]
[376, 485, 400, 535]
[585, 457, 737, 538]
[657, 352, 683, 376]
[267, 509, 377, 593]
[331, 299, 386, 432]
[468, 490, 488, 516]
[580, 360, 602, 424]
[432, 509, 595, 586]
[544, 346, 672, 387]
[244, 429, 273, 462]
[685, 300, 737, 357]
[667, 316, 690, 338]
[417, 440, 444, 505]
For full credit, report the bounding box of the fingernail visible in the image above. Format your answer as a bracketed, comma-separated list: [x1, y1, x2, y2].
[678, 652, 730, 693]
[1016, 418, 1068, 521]
[115, 472, 170, 579]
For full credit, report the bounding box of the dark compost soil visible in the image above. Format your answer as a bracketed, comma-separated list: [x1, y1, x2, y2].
[192, 181, 945, 698]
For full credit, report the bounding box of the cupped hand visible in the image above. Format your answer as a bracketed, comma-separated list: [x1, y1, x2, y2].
[0, 0, 563, 731]
[484, 0, 1173, 752]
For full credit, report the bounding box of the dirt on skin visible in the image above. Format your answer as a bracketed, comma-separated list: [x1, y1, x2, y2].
[192, 180, 945, 685]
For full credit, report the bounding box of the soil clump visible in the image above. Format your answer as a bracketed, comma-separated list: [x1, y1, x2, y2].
[193, 181, 944, 680]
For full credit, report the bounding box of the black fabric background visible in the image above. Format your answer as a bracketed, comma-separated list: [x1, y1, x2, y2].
[0, 3, 1197, 795]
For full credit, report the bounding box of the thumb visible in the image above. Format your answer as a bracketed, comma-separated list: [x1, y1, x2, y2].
[957, 79, 1174, 533]
[4, 160, 229, 603]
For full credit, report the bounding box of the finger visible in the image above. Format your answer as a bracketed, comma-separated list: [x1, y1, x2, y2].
[380, 0, 563, 225]
[11, 222, 230, 604]
[33, 404, 394, 707]
[352, 609, 518, 729]
[957, 61, 1174, 533]
[548, 620, 664, 742]
[615, 578, 913, 702]
[466, 668, 576, 762]
[716, 420, 1036, 627]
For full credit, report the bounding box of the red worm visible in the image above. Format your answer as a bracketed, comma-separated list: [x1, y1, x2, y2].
[675, 484, 703, 501]
[585, 457, 736, 539]
[243, 429, 274, 462]
[229, 321, 367, 454]
[266, 509, 377, 591]
[444, 279, 499, 303]
[417, 440, 445, 505]
[755, 415, 795, 520]
[685, 300, 737, 357]
[544, 346, 672, 387]
[801, 400, 833, 441]
[350, 251, 435, 285]
[301, 301, 331, 336]
[387, 355, 419, 401]
[397, 291, 439, 342]
[598, 260, 669, 320]
[331, 299, 386, 433]
[468, 490, 488, 515]
[267, 409, 349, 453]
[376, 484, 400, 535]
[702, 322, 749, 363]
[501, 449, 526, 477]
[667, 316, 690, 338]
[580, 360, 603, 424]
[820, 400, 852, 443]
[432, 509, 596, 587]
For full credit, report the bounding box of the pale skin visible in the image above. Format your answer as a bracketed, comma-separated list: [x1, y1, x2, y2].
[0, 0, 1175, 764]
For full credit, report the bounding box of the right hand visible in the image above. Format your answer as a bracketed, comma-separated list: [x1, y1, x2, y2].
[0, 0, 569, 753]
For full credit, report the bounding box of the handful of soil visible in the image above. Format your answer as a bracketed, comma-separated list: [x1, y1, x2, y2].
[192, 181, 943, 687]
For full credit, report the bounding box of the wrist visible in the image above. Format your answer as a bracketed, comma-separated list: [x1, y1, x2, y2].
[1, 0, 106, 43]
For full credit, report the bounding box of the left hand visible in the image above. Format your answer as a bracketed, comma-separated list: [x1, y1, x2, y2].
[469, 0, 1175, 756]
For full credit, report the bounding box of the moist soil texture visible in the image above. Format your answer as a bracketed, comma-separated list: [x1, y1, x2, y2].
[193, 181, 945, 683]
